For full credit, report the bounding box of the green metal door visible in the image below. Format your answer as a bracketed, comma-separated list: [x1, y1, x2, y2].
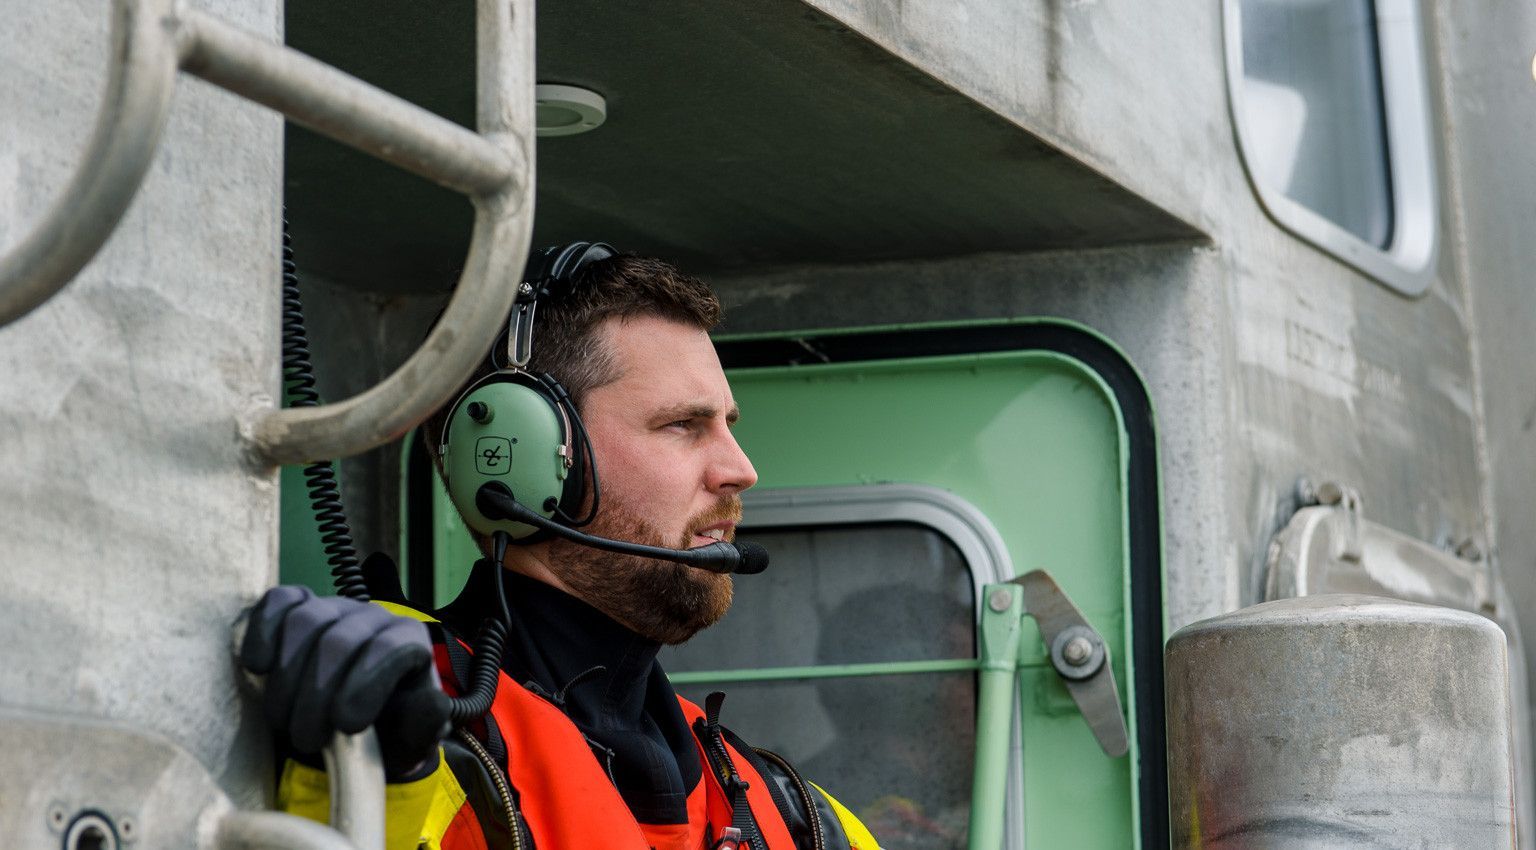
[663, 320, 1166, 849]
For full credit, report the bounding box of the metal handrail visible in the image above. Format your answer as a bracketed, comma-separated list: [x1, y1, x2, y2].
[0, 0, 536, 465]
[216, 812, 362, 850]
[179, 12, 515, 197]
[0, 0, 180, 329]
[214, 730, 386, 850]
[230, 616, 389, 849]
[321, 729, 387, 850]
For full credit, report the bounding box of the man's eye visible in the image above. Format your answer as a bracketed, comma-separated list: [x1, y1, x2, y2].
[664, 419, 693, 431]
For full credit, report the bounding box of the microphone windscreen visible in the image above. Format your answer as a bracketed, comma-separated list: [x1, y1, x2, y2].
[734, 542, 770, 574]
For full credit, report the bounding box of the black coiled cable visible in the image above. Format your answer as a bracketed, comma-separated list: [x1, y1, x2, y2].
[449, 618, 509, 721]
[283, 222, 509, 723]
[449, 531, 515, 721]
[281, 223, 369, 601]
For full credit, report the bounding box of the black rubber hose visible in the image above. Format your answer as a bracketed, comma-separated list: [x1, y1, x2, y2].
[281, 222, 368, 601]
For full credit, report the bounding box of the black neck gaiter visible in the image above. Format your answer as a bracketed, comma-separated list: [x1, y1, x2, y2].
[440, 563, 702, 825]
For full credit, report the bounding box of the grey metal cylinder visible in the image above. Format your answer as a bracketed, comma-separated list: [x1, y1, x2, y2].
[1166, 594, 1515, 848]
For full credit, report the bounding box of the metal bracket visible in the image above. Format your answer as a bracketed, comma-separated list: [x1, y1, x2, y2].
[1314, 480, 1364, 563]
[1010, 570, 1129, 756]
[967, 569, 1128, 850]
[0, 707, 380, 850]
[1296, 478, 1364, 562]
[508, 293, 538, 370]
[0, 0, 536, 465]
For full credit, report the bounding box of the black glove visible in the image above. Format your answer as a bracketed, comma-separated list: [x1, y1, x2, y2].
[240, 585, 452, 780]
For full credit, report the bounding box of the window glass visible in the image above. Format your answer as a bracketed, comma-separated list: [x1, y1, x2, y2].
[662, 523, 976, 849]
[666, 523, 974, 670]
[1238, 0, 1393, 247]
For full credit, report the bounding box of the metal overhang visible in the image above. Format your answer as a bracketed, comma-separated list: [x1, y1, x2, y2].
[283, 0, 1202, 293]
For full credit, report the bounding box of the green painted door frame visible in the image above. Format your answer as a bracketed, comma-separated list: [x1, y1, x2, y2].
[712, 319, 1166, 849]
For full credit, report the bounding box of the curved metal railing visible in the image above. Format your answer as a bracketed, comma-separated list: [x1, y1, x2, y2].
[1, 2, 537, 844]
[0, 0, 535, 466]
[215, 730, 387, 850]
[0, 0, 180, 330]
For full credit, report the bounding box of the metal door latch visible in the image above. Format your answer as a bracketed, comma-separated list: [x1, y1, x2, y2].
[1008, 570, 1128, 757]
[976, 569, 1128, 758]
[968, 569, 1129, 850]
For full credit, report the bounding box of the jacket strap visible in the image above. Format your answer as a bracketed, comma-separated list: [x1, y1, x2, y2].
[698, 692, 763, 849]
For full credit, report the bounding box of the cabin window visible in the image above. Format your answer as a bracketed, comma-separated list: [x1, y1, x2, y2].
[661, 514, 988, 850]
[1238, 0, 1392, 246]
[1226, 0, 1438, 295]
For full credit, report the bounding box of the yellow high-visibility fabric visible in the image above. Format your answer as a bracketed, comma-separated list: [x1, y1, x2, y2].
[375, 600, 439, 623]
[278, 751, 465, 850]
[810, 782, 882, 850]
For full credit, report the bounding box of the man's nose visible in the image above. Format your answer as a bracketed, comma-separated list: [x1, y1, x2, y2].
[709, 427, 758, 494]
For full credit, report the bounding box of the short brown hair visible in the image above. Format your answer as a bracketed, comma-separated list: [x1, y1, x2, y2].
[421, 253, 721, 454]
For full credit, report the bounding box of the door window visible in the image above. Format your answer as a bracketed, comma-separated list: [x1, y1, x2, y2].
[663, 520, 978, 849]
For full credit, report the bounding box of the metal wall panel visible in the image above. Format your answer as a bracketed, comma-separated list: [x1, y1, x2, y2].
[0, 0, 283, 807]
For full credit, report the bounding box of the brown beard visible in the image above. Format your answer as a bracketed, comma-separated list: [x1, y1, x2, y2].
[546, 496, 739, 644]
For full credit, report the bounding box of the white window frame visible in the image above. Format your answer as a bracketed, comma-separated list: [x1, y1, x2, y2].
[739, 483, 1026, 850]
[1223, 0, 1440, 296]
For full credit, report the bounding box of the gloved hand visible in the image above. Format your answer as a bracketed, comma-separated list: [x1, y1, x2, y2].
[239, 586, 452, 781]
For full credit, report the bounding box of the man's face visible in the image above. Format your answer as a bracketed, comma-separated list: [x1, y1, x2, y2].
[545, 314, 758, 644]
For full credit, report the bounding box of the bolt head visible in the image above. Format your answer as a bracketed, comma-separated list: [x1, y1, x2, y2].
[988, 588, 1013, 612]
[1063, 635, 1094, 665]
[1294, 477, 1318, 506]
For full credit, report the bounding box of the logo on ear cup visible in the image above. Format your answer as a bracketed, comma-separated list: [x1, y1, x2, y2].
[441, 373, 579, 539]
[475, 436, 512, 474]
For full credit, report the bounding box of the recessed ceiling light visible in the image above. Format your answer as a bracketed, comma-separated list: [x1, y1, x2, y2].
[535, 84, 607, 137]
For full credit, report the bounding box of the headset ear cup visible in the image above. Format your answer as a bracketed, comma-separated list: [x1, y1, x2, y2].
[439, 372, 574, 540]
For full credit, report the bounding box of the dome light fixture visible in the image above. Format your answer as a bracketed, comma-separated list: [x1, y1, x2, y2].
[535, 84, 607, 137]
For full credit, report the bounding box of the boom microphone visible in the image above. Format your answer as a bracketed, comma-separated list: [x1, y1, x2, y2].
[475, 483, 770, 575]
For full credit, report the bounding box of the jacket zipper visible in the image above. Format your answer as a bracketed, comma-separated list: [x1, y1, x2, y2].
[697, 720, 766, 850]
[457, 727, 526, 850]
[753, 748, 825, 850]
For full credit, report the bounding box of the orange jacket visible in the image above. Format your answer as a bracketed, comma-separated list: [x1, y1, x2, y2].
[280, 603, 877, 850]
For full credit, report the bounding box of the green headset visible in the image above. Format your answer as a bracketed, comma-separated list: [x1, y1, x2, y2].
[438, 241, 614, 540]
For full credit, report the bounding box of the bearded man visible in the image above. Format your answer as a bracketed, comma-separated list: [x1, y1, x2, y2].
[240, 246, 878, 850]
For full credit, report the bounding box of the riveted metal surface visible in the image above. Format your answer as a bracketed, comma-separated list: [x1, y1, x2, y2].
[1166, 595, 1515, 848]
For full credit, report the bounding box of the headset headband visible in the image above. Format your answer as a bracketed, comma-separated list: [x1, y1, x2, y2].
[506, 241, 615, 368]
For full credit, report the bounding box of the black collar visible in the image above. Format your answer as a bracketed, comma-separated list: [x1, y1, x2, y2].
[440, 562, 701, 825]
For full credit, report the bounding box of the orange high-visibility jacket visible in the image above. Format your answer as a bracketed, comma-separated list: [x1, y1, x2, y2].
[279, 602, 878, 850]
